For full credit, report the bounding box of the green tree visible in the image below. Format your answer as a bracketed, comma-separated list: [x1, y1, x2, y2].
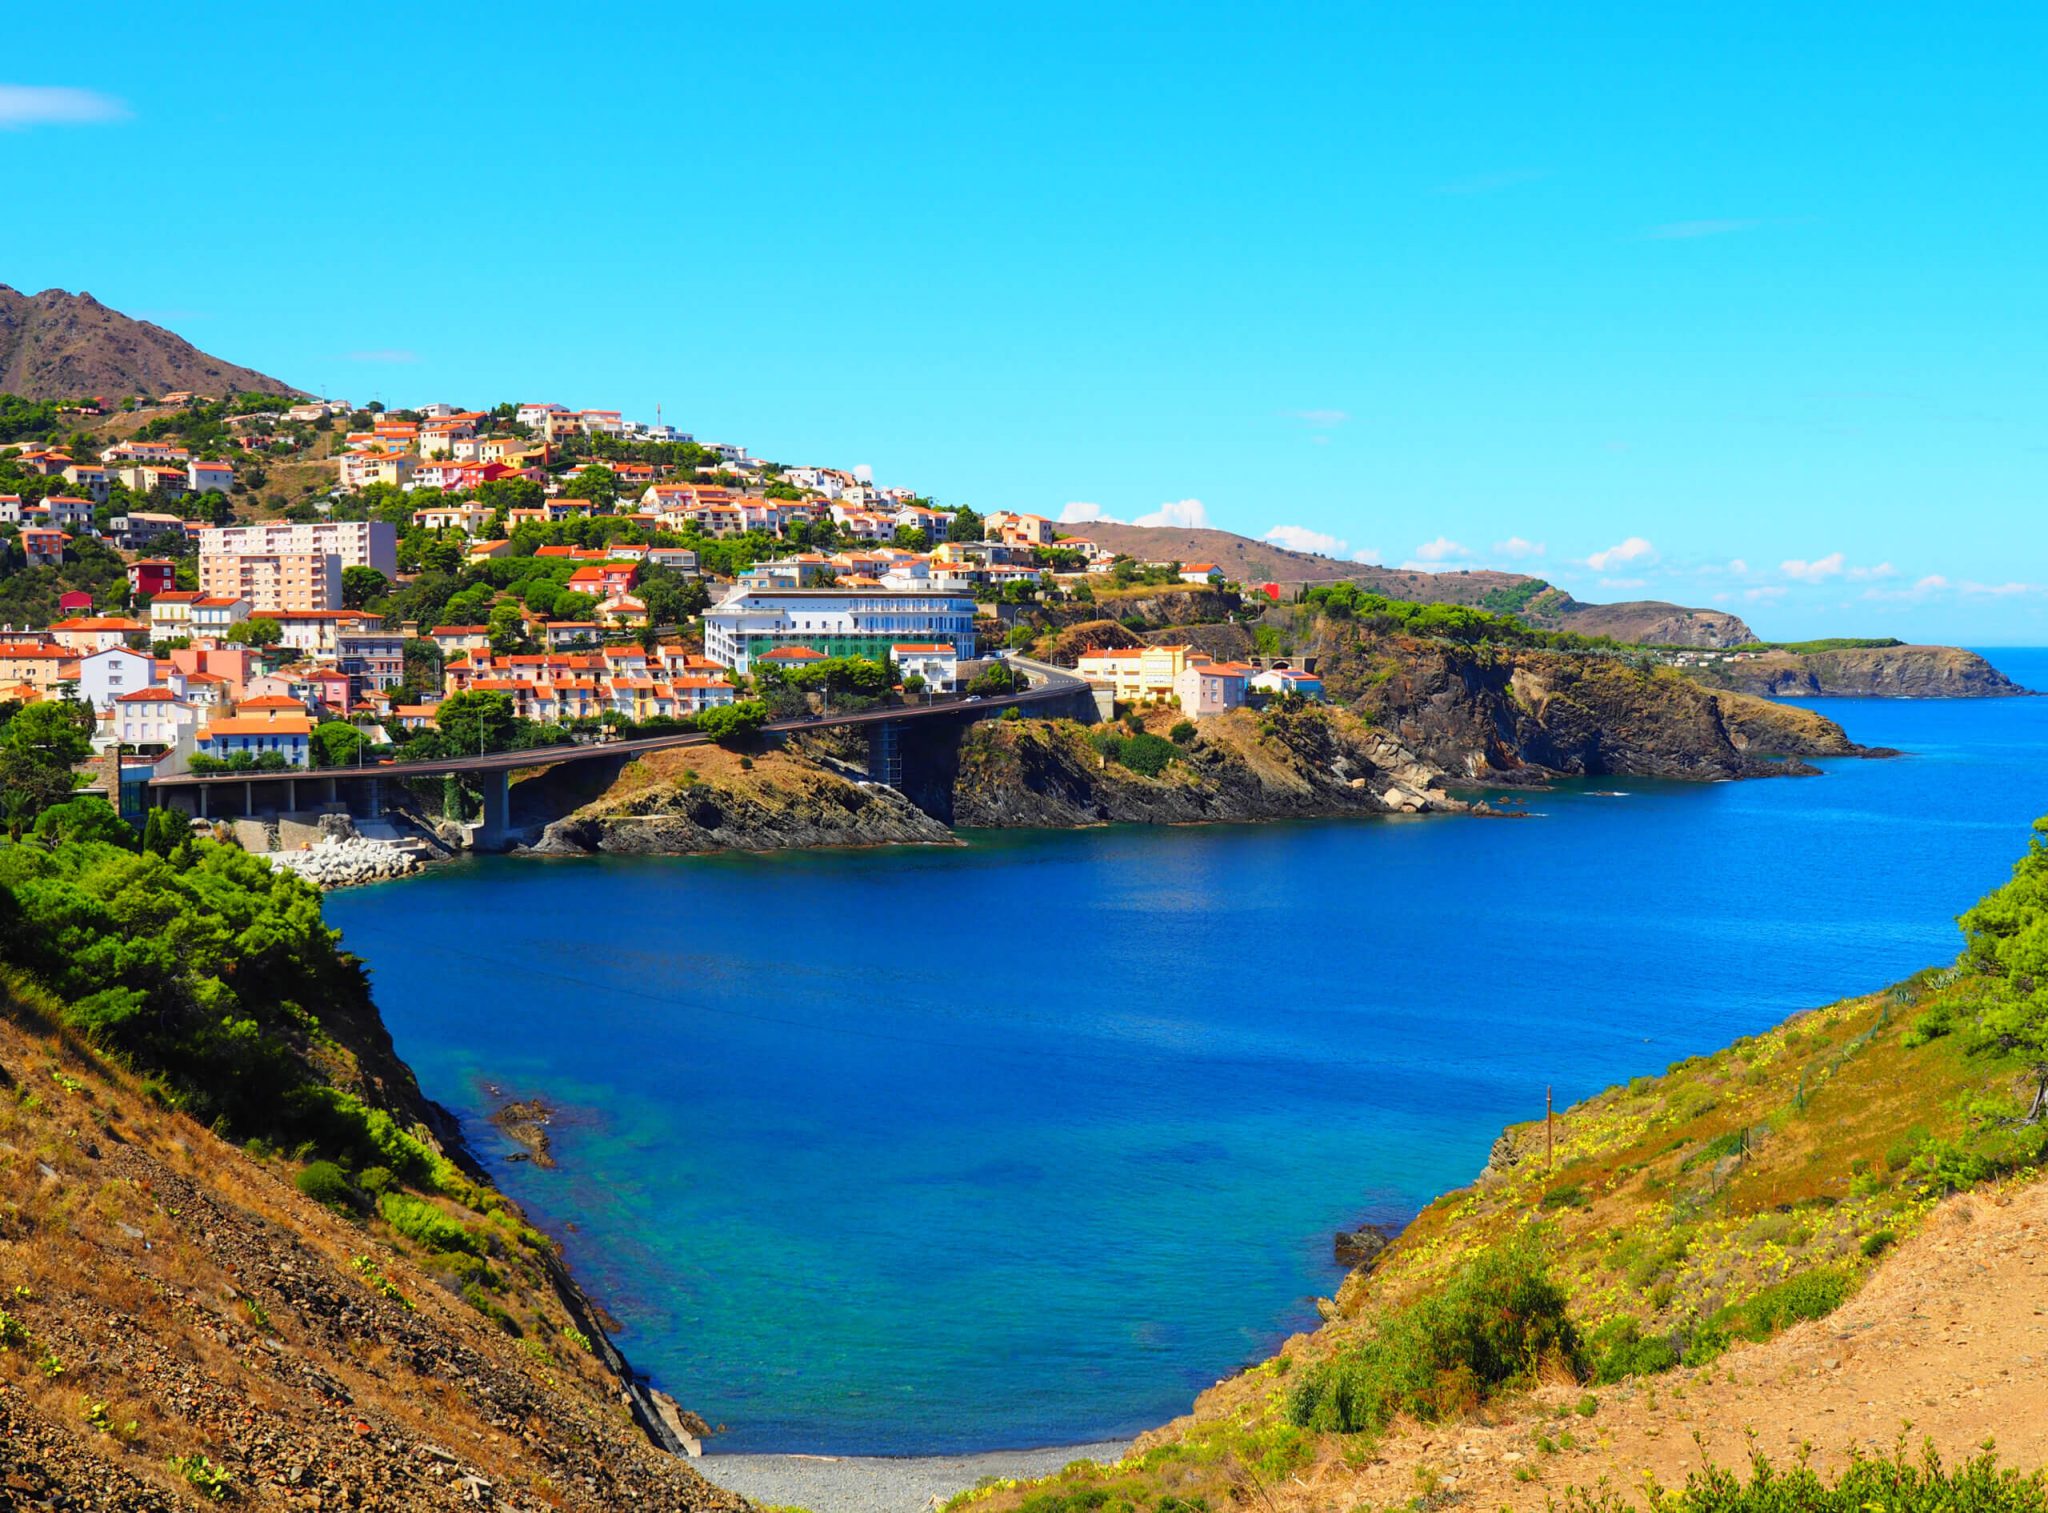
[697, 699, 768, 744]
[312, 721, 367, 768]
[1959, 818, 2048, 1122]
[433, 690, 517, 755]
[948, 506, 985, 542]
[0, 699, 95, 836]
[486, 602, 530, 655]
[341, 566, 390, 608]
[227, 616, 282, 647]
[571, 465, 620, 510]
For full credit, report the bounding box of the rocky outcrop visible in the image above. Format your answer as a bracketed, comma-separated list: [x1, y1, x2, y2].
[525, 743, 955, 856]
[1715, 689, 1893, 758]
[1320, 633, 1845, 784]
[1689, 645, 2028, 698]
[951, 705, 1462, 828]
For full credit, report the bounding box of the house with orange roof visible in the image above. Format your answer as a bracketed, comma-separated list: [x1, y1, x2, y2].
[20, 527, 68, 566]
[49, 617, 147, 655]
[112, 686, 199, 750]
[0, 642, 71, 696]
[1179, 562, 1225, 585]
[889, 642, 959, 691]
[195, 712, 313, 768]
[187, 460, 235, 495]
[1174, 655, 1253, 716]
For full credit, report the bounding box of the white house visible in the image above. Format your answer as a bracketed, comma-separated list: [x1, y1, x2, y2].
[890, 642, 959, 692]
[112, 687, 199, 749]
[187, 460, 235, 495]
[703, 586, 978, 674]
[76, 645, 158, 711]
[1250, 667, 1325, 700]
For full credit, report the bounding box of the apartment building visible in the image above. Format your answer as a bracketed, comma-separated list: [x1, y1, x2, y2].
[199, 519, 398, 576]
[198, 550, 343, 612]
[702, 586, 977, 674]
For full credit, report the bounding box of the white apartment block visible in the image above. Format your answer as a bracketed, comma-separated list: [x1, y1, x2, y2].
[199, 519, 398, 576]
[703, 587, 978, 674]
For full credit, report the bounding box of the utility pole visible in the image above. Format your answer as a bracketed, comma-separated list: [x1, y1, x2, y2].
[1546, 1085, 1554, 1172]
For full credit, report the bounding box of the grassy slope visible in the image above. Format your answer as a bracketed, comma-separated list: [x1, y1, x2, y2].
[0, 961, 743, 1509]
[954, 921, 2046, 1513]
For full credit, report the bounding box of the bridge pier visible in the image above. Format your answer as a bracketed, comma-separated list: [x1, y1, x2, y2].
[475, 769, 513, 852]
[866, 720, 904, 789]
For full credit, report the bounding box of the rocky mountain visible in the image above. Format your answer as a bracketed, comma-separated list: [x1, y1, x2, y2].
[1068, 522, 1757, 648]
[0, 285, 298, 401]
[1688, 644, 2029, 698]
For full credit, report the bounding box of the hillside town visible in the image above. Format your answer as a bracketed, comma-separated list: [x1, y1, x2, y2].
[0, 389, 1323, 796]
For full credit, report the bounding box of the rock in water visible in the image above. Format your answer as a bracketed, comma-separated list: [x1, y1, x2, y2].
[1333, 1224, 1390, 1269]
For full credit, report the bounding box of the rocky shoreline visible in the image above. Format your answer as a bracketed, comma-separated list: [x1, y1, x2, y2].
[261, 831, 426, 888]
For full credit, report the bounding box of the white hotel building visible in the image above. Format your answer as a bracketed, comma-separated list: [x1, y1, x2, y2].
[197, 519, 399, 577]
[703, 587, 978, 675]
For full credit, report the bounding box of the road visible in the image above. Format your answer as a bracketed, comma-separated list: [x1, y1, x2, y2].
[145, 660, 1087, 790]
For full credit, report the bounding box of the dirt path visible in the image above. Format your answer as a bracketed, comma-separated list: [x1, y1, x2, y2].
[1286, 1179, 2048, 1509]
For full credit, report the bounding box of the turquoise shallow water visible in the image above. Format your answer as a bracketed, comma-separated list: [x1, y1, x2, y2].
[327, 651, 2048, 1454]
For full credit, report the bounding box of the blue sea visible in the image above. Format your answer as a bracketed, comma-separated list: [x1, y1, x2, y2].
[326, 651, 2048, 1455]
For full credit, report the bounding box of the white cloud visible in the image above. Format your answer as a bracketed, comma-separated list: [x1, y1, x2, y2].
[1961, 580, 2042, 598]
[1350, 547, 1385, 564]
[1745, 586, 1789, 601]
[1693, 558, 1750, 577]
[1493, 536, 1545, 559]
[853, 464, 873, 483]
[0, 85, 129, 128]
[1643, 218, 1762, 241]
[1598, 577, 1650, 590]
[1288, 408, 1350, 427]
[1728, 558, 1749, 576]
[1780, 553, 1896, 585]
[1916, 575, 1950, 591]
[1412, 536, 1471, 563]
[1058, 502, 1116, 524]
[1585, 536, 1657, 572]
[1780, 552, 1846, 583]
[1132, 498, 1210, 529]
[1264, 524, 1346, 556]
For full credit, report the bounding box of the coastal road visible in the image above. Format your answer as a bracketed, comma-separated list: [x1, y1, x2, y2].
[144, 658, 1089, 792]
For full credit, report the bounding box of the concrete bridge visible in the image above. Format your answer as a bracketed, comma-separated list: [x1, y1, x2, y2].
[143, 658, 1092, 850]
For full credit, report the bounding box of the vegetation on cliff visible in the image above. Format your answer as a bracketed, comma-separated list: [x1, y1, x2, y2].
[0, 825, 739, 1506]
[959, 818, 2048, 1513]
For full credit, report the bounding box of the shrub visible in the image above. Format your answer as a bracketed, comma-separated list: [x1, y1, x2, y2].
[170, 1454, 234, 1502]
[1862, 1228, 1898, 1259]
[1587, 1317, 1679, 1383]
[1716, 1265, 1853, 1343]
[1168, 720, 1197, 745]
[294, 1160, 357, 1210]
[1286, 1231, 1582, 1433]
[1119, 731, 1180, 777]
[378, 1192, 480, 1254]
[1557, 1445, 2048, 1512]
[1538, 1181, 1588, 1210]
[1902, 1005, 1956, 1048]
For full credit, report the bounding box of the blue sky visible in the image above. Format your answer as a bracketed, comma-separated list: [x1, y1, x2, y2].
[7, 4, 2045, 641]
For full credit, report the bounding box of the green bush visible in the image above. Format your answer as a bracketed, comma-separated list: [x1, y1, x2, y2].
[1587, 1317, 1679, 1383]
[1538, 1181, 1589, 1210]
[1168, 720, 1197, 745]
[378, 1192, 480, 1254]
[1902, 1005, 1956, 1047]
[293, 1160, 357, 1210]
[1286, 1231, 1582, 1434]
[1558, 1445, 2047, 1512]
[1861, 1228, 1897, 1259]
[1715, 1265, 1852, 1343]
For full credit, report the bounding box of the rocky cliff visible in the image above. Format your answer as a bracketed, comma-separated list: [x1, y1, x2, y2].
[520, 742, 954, 856]
[1322, 630, 1860, 783]
[950, 704, 1460, 828]
[1689, 644, 2027, 698]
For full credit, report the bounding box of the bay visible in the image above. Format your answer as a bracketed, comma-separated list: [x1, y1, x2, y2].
[327, 650, 2048, 1454]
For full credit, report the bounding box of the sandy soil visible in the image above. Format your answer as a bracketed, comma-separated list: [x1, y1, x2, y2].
[1283, 1178, 2048, 1510]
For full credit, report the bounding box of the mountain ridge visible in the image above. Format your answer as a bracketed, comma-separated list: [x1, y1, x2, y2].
[0, 284, 299, 401]
[1067, 521, 1758, 648]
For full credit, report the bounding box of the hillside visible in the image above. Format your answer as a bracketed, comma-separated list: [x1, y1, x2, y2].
[1689, 644, 2030, 699]
[961, 817, 2048, 1513]
[0, 833, 739, 1508]
[0, 285, 298, 401]
[1071, 522, 1757, 648]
